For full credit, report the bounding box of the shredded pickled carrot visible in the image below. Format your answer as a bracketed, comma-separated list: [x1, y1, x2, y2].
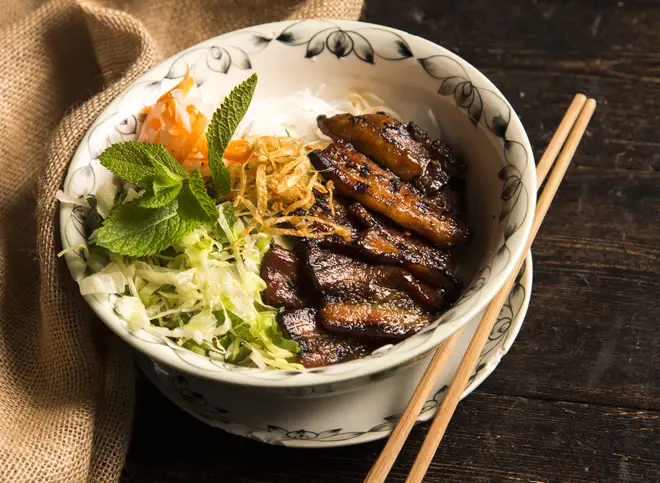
[138, 67, 210, 172]
[157, 67, 195, 103]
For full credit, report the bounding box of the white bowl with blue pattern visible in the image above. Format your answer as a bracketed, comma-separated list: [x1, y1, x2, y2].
[60, 20, 536, 401]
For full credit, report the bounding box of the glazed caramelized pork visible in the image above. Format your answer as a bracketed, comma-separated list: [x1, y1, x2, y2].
[261, 245, 374, 368]
[318, 112, 430, 180]
[317, 112, 466, 205]
[262, 112, 471, 367]
[298, 191, 356, 246]
[308, 141, 469, 247]
[405, 121, 465, 182]
[304, 193, 460, 297]
[300, 242, 442, 339]
[260, 244, 309, 309]
[345, 203, 461, 297]
[278, 308, 373, 368]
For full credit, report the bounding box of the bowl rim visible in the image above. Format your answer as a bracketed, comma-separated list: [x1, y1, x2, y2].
[60, 18, 537, 388]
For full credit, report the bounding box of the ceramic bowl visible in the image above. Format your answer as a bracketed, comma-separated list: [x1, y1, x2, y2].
[60, 20, 536, 400]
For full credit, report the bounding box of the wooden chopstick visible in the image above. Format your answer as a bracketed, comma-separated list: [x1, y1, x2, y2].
[364, 329, 464, 483]
[405, 97, 597, 483]
[364, 93, 594, 483]
[536, 94, 588, 187]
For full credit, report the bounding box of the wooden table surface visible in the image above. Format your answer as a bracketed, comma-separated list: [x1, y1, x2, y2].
[121, 1, 660, 481]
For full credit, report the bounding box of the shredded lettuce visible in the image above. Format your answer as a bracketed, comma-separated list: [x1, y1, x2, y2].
[95, 181, 118, 219]
[78, 262, 126, 295]
[79, 200, 302, 370]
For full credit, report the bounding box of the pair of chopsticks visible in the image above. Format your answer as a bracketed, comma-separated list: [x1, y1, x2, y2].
[365, 94, 597, 483]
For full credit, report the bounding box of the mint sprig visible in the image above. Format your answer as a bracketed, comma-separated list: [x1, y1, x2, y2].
[207, 73, 258, 197]
[95, 200, 198, 257]
[139, 169, 184, 208]
[94, 74, 258, 256]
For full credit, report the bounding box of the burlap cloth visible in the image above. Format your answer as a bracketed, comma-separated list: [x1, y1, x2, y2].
[0, 1, 363, 481]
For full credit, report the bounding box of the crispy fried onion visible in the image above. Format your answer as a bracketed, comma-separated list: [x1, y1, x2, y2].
[229, 135, 350, 239]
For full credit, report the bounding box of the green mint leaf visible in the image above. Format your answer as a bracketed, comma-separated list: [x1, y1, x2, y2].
[153, 172, 182, 194]
[148, 148, 189, 178]
[209, 149, 231, 198]
[207, 73, 258, 197]
[95, 200, 198, 257]
[140, 168, 184, 208]
[139, 183, 182, 208]
[178, 170, 219, 223]
[99, 141, 188, 188]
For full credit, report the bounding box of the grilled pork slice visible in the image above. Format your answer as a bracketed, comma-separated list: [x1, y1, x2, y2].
[300, 191, 357, 246]
[308, 195, 460, 296]
[318, 112, 429, 180]
[319, 303, 432, 339]
[346, 203, 460, 297]
[406, 121, 465, 181]
[302, 242, 445, 311]
[260, 244, 310, 308]
[308, 141, 469, 246]
[301, 243, 439, 339]
[278, 308, 373, 368]
[317, 113, 465, 195]
[406, 122, 466, 214]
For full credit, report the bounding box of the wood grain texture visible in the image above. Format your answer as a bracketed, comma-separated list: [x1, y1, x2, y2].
[123, 0, 660, 481]
[122, 379, 660, 483]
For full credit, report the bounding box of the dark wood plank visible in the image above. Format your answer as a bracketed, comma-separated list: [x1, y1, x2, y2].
[479, 168, 660, 409]
[122, 378, 660, 483]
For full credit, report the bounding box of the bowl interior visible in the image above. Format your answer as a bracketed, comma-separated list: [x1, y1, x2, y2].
[60, 19, 535, 387]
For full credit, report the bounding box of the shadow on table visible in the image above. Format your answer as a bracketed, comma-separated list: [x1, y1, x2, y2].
[121, 373, 401, 483]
